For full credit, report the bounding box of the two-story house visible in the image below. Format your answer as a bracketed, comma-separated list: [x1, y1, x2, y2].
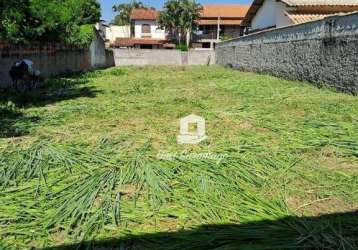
[192, 4, 250, 49]
[112, 6, 252, 50]
[113, 8, 174, 49]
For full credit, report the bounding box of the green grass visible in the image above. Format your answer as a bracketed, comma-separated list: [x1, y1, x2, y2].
[0, 65, 357, 249]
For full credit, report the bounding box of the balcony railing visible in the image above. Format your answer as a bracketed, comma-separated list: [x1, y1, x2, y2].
[192, 32, 218, 41]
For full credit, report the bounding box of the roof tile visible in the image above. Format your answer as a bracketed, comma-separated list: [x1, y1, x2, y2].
[285, 12, 332, 23]
[281, 0, 358, 6]
[200, 4, 250, 18]
[130, 8, 159, 20]
[113, 38, 167, 47]
[244, 0, 358, 25]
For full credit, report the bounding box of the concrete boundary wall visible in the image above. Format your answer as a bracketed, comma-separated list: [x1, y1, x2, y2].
[216, 12, 358, 94]
[0, 30, 114, 88]
[114, 49, 215, 66]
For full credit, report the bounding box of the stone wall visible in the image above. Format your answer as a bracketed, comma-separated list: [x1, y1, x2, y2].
[0, 30, 114, 88]
[114, 49, 215, 66]
[216, 12, 358, 94]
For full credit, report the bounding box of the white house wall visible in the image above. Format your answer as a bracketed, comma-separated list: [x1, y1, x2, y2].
[134, 20, 166, 39]
[251, 0, 293, 30]
[276, 3, 293, 28]
[106, 25, 130, 43]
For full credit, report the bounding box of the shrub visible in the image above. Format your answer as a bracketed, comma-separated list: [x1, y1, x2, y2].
[66, 24, 94, 47]
[176, 43, 188, 51]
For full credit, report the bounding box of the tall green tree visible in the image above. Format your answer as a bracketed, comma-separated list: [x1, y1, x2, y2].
[0, 0, 101, 45]
[0, 0, 31, 43]
[77, 0, 101, 25]
[158, 0, 202, 47]
[112, 0, 145, 25]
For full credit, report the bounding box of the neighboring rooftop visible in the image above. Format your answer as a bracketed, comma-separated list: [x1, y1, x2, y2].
[130, 5, 250, 25]
[285, 12, 331, 24]
[130, 8, 159, 20]
[200, 4, 250, 18]
[198, 4, 250, 26]
[244, 0, 358, 25]
[280, 0, 358, 6]
[113, 38, 175, 47]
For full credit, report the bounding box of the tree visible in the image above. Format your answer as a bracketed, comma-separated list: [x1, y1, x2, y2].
[0, 0, 101, 46]
[64, 0, 102, 46]
[158, 0, 202, 47]
[0, 0, 31, 43]
[112, 0, 144, 25]
[78, 0, 101, 25]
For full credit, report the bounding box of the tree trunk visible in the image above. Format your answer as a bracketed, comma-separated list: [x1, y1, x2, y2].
[178, 31, 181, 45]
[186, 28, 190, 48]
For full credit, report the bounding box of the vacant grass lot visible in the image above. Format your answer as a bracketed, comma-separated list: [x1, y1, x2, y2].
[1, 66, 358, 249]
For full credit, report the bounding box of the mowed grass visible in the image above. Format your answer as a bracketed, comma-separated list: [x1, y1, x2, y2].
[0, 65, 357, 249]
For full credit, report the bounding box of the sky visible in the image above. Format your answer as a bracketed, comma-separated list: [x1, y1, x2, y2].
[99, 0, 253, 22]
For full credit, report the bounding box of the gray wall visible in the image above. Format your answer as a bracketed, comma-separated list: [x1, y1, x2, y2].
[216, 12, 358, 94]
[0, 47, 89, 88]
[114, 49, 215, 66]
[0, 30, 114, 88]
[90, 30, 107, 68]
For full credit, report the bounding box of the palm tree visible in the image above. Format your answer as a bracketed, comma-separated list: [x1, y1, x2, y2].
[158, 0, 202, 47]
[112, 0, 145, 25]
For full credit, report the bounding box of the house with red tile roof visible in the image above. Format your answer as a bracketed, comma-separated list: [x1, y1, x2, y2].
[193, 4, 250, 49]
[112, 5, 252, 49]
[113, 8, 174, 49]
[243, 0, 358, 32]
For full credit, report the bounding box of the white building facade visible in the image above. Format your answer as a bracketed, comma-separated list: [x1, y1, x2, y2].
[106, 25, 130, 43]
[250, 0, 292, 30]
[95, 22, 130, 45]
[244, 0, 358, 32]
[133, 20, 166, 39]
[113, 8, 174, 49]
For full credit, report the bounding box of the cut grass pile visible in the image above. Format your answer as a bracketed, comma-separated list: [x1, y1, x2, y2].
[0, 66, 357, 249]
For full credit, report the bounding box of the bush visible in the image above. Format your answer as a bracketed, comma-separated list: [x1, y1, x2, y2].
[220, 35, 234, 41]
[0, 101, 17, 116]
[66, 24, 94, 47]
[176, 43, 189, 51]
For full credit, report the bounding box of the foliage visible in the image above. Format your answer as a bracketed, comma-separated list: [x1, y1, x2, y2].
[112, 0, 147, 25]
[176, 43, 188, 51]
[77, 0, 102, 25]
[0, 66, 358, 249]
[158, 0, 202, 46]
[220, 35, 235, 41]
[0, 0, 100, 45]
[66, 24, 95, 47]
[0, 0, 30, 43]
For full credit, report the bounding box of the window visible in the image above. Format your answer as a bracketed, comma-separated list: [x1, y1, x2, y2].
[202, 42, 211, 49]
[140, 44, 153, 49]
[141, 24, 151, 34]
